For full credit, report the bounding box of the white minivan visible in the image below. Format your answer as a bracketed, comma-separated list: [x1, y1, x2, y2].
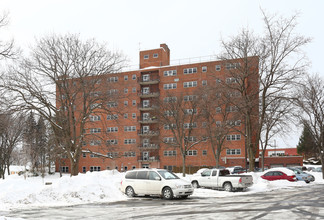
[120, 169, 194, 199]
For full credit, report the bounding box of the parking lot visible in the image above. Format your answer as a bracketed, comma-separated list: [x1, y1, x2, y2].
[3, 184, 324, 220]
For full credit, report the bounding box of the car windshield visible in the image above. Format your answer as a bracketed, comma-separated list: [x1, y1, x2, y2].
[157, 170, 180, 180]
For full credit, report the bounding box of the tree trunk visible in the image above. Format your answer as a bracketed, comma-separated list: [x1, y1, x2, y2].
[70, 157, 80, 176]
[182, 154, 186, 177]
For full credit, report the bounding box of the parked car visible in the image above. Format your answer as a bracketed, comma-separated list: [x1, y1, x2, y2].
[190, 168, 253, 192]
[227, 166, 245, 174]
[120, 169, 194, 199]
[287, 167, 315, 183]
[314, 167, 322, 172]
[261, 168, 297, 182]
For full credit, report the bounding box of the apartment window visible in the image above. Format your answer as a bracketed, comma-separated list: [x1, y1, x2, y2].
[163, 70, 177, 77]
[107, 139, 118, 145]
[202, 80, 207, 86]
[90, 154, 99, 158]
[144, 55, 149, 59]
[124, 88, 128, 94]
[90, 140, 101, 146]
[164, 96, 177, 103]
[90, 103, 100, 110]
[89, 115, 101, 121]
[164, 124, 176, 130]
[164, 110, 175, 116]
[226, 77, 239, 84]
[202, 66, 207, 72]
[216, 107, 221, 113]
[215, 65, 221, 71]
[124, 151, 136, 157]
[132, 87, 136, 93]
[153, 53, 158, 58]
[90, 128, 101, 134]
[90, 166, 101, 172]
[124, 113, 128, 119]
[226, 106, 238, 112]
[82, 153, 86, 158]
[183, 81, 197, 88]
[124, 75, 128, 81]
[107, 114, 118, 120]
[132, 113, 136, 119]
[226, 62, 241, 70]
[202, 150, 207, 156]
[108, 76, 118, 82]
[132, 74, 136, 80]
[184, 95, 197, 101]
[226, 149, 241, 155]
[107, 127, 118, 133]
[185, 136, 197, 142]
[124, 101, 128, 106]
[107, 152, 118, 158]
[132, 100, 136, 106]
[184, 109, 197, 115]
[124, 139, 136, 144]
[163, 150, 177, 156]
[163, 137, 176, 143]
[107, 89, 118, 95]
[61, 166, 69, 173]
[183, 122, 197, 129]
[202, 122, 207, 128]
[227, 120, 241, 126]
[107, 102, 118, 108]
[183, 67, 197, 74]
[82, 167, 86, 173]
[124, 126, 136, 132]
[90, 91, 101, 97]
[163, 83, 177, 90]
[186, 150, 198, 156]
[226, 134, 241, 141]
[216, 121, 221, 127]
[215, 78, 221, 84]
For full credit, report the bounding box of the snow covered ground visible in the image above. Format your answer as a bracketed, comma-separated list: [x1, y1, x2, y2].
[0, 166, 323, 213]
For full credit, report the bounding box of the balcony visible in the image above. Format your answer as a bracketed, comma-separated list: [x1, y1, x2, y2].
[138, 130, 160, 137]
[138, 76, 160, 85]
[138, 143, 160, 149]
[138, 92, 160, 98]
[138, 156, 160, 162]
[138, 104, 158, 111]
[138, 117, 158, 124]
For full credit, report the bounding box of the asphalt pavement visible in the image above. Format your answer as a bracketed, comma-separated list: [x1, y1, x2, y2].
[2, 184, 324, 219]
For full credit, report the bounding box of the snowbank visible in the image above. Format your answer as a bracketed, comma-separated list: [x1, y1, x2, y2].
[0, 170, 127, 211]
[0, 168, 323, 212]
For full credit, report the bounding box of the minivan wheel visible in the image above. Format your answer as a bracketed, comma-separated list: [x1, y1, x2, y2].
[162, 187, 173, 200]
[192, 181, 200, 188]
[125, 186, 135, 197]
[223, 182, 233, 192]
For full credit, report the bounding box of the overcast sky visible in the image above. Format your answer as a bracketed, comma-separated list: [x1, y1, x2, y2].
[1, 0, 323, 148]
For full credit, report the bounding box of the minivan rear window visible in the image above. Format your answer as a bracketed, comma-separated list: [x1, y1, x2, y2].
[137, 171, 148, 179]
[125, 171, 137, 179]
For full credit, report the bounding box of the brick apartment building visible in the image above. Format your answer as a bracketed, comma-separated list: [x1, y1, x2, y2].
[56, 43, 261, 174]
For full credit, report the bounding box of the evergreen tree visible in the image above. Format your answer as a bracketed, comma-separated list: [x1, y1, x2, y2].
[23, 111, 37, 172]
[297, 123, 318, 159]
[36, 116, 47, 176]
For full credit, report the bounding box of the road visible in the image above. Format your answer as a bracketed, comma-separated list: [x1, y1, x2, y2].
[3, 184, 324, 219]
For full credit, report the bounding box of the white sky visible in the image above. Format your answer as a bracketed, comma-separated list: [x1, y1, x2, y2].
[1, 0, 323, 148]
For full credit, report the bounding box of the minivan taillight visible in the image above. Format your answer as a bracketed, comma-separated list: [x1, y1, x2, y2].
[239, 177, 242, 184]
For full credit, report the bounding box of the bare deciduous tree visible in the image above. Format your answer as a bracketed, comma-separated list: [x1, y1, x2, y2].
[0, 113, 25, 179]
[154, 92, 203, 177]
[3, 34, 126, 176]
[295, 75, 324, 179]
[219, 11, 310, 171]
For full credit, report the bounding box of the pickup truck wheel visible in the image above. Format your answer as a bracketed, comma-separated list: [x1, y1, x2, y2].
[162, 187, 173, 200]
[125, 186, 135, 197]
[223, 182, 233, 192]
[192, 181, 200, 188]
